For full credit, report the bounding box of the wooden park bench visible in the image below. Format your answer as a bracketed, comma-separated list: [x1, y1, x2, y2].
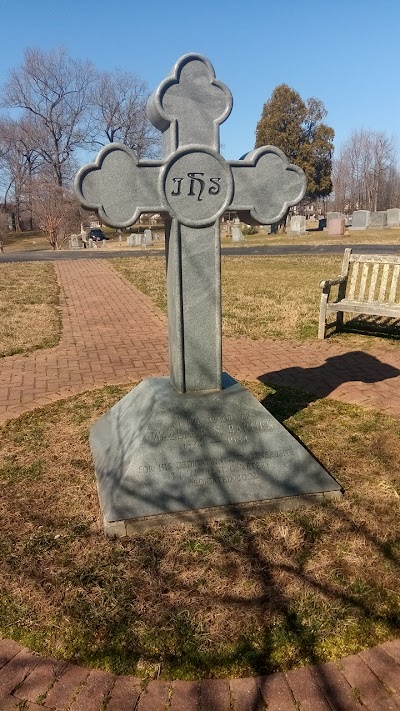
[318, 248, 400, 339]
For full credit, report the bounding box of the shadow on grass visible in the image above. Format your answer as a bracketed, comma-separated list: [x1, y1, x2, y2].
[326, 314, 400, 341]
[258, 349, 400, 416]
[1, 379, 400, 690]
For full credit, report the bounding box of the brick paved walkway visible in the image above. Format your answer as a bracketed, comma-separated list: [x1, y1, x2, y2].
[1, 259, 400, 710]
[1, 259, 399, 424]
[1, 636, 400, 710]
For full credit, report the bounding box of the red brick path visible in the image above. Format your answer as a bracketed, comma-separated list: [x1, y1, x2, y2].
[1, 259, 400, 709]
[1, 637, 400, 710]
[1, 259, 399, 424]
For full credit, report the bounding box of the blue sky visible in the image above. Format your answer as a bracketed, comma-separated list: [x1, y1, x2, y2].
[1, 0, 400, 161]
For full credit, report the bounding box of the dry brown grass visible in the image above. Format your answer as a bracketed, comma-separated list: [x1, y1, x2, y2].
[4, 224, 400, 253]
[0, 383, 399, 679]
[0, 262, 61, 356]
[2, 228, 166, 253]
[112, 255, 400, 348]
[2, 231, 51, 252]
[221, 225, 400, 247]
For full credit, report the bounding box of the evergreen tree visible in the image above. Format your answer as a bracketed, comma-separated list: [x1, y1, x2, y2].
[255, 85, 334, 200]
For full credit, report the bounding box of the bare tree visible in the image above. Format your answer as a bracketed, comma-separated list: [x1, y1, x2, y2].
[90, 69, 160, 158]
[369, 131, 397, 210]
[0, 210, 9, 252]
[0, 116, 43, 230]
[332, 129, 398, 212]
[2, 47, 96, 186]
[30, 177, 80, 249]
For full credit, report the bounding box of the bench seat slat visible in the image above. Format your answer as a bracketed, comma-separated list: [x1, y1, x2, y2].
[326, 300, 400, 318]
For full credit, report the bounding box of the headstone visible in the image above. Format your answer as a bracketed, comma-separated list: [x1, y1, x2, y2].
[369, 211, 387, 229]
[232, 224, 244, 241]
[386, 208, 400, 227]
[69, 234, 80, 250]
[326, 211, 344, 222]
[75, 53, 341, 535]
[289, 215, 306, 233]
[144, 228, 153, 245]
[327, 217, 345, 236]
[88, 238, 94, 248]
[126, 234, 136, 246]
[318, 217, 327, 230]
[350, 210, 370, 230]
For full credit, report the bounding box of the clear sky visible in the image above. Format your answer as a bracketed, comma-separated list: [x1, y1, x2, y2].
[1, 0, 400, 161]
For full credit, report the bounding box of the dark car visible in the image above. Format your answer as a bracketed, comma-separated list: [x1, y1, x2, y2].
[88, 228, 109, 241]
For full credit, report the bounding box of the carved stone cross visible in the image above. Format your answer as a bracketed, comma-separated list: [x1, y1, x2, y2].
[75, 53, 306, 394]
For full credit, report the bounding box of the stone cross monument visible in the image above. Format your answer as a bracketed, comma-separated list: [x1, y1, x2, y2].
[75, 54, 342, 536]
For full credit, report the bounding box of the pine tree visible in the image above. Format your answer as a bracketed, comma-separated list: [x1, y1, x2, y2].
[255, 85, 334, 200]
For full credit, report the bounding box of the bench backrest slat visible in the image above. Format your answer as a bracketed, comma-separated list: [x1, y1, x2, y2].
[350, 254, 400, 265]
[358, 263, 369, 301]
[389, 264, 400, 302]
[342, 250, 400, 304]
[378, 263, 390, 302]
[348, 262, 359, 300]
[368, 263, 380, 301]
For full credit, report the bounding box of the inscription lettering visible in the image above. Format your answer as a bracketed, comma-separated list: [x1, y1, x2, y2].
[170, 174, 222, 201]
[147, 418, 270, 444]
[188, 172, 205, 201]
[208, 177, 221, 195]
[171, 177, 183, 195]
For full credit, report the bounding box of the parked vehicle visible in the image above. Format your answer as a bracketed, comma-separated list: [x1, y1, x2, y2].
[88, 228, 109, 241]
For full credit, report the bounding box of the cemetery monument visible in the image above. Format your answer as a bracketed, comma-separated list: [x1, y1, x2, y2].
[75, 53, 342, 536]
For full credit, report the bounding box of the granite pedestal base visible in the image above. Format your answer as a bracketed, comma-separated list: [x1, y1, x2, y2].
[90, 375, 343, 536]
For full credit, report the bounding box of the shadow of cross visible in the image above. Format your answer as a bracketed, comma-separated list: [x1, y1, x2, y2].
[75, 53, 307, 394]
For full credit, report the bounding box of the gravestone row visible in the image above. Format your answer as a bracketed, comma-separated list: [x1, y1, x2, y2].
[350, 208, 400, 230]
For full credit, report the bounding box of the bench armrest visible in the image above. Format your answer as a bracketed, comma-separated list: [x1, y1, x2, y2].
[320, 275, 347, 291]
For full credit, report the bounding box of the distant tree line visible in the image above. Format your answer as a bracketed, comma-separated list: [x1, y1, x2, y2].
[2, 49, 398, 245]
[331, 129, 400, 213]
[0, 46, 160, 241]
[255, 84, 400, 217]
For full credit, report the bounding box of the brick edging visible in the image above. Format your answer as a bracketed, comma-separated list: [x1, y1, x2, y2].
[1, 637, 400, 709]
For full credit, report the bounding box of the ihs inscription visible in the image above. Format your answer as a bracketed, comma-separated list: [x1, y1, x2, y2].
[170, 174, 221, 200]
[162, 147, 233, 227]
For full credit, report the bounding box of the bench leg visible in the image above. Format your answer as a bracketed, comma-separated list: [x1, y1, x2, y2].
[336, 311, 344, 331]
[318, 294, 328, 339]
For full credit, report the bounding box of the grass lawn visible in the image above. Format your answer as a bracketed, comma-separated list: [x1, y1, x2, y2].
[1, 253, 398, 361]
[2, 225, 400, 252]
[1, 228, 166, 253]
[0, 383, 399, 680]
[113, 255, 400, 349]
[221, 225, 400, 247]
[0, 262, 61, 357]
